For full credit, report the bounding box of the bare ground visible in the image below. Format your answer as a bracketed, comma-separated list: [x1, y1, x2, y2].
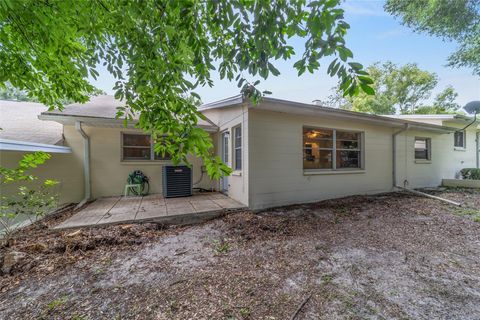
[0, 189, 479, 320]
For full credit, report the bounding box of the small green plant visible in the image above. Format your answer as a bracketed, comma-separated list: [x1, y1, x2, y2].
[46, 296, 68, 310]
[212, 238, 231, 254]
[0, 152, 59, 237]
[321, 273, 334, 285]
[460, 168, 480, 180]
[239, 307, 251, 318]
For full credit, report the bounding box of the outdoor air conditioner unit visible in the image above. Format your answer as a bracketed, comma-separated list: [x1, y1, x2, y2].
[162, 165, 192, 198]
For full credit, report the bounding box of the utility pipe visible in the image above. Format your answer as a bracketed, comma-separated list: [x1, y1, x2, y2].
[392, 123, 409, 188]
[75, 121, 91, 208]
[395, 186, 461, 206]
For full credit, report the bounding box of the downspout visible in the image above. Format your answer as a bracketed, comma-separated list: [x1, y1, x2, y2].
[392, 123, 461, 207]
[75, 121, 91, 208]
[392, 123, 409, 188]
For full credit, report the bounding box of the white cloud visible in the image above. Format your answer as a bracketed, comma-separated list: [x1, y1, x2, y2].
[342, 0, 387, 17]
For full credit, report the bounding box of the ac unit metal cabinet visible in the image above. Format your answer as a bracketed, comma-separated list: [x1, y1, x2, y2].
[162, 165, 192, 198]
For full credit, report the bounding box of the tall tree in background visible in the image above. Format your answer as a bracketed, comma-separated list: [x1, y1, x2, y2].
[0, 0, 373, 179]
[325, 62, 451, 115]
[385, 0, 480, 75]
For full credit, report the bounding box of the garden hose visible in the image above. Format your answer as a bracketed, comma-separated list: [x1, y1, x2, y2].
[127, 170, 150, 196]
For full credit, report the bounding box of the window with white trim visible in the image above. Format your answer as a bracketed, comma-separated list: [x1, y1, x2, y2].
[303, 127, 363, 170]
[121, 133, 171, 161]
[454, 130, 466, 148]
[233, 126, 242, 170]
[414, 137, 431, 160]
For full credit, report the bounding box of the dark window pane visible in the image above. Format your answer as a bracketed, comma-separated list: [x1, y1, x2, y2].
[123, 147, 151, 160]
[454, 131, 465, 147]
[303, 150, 333, 169]
[336, 140, 359, 149]
[337, 150, 360, 168]
[123, 134, 150, 147]
[235, 149, 241, 170]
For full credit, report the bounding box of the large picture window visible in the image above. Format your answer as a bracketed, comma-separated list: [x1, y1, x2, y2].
[233, 125, 242, 170]
[121, 133, 171, 161]
[303, 127, 363, 170]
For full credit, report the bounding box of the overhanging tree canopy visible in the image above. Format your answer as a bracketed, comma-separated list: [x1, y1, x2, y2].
[0, 0, 372, 178]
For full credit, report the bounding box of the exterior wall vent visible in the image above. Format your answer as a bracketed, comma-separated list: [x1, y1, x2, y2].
[162, 165, 193, 198]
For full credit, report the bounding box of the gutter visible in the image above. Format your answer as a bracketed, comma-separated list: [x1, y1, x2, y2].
[392, 123, 409, 188]
[75, 121, 91, 208]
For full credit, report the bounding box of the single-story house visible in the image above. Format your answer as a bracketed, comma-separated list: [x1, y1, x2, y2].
[2, 95, 479, 210]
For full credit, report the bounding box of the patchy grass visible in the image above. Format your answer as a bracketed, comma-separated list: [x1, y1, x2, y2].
[1, 190, 479, 319]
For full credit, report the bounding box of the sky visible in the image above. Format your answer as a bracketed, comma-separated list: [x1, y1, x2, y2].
[90, 0, 479, 108]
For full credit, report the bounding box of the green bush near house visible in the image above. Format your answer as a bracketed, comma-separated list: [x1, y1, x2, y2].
[460, 168, 480, 180]
[0, 152, 59, 237]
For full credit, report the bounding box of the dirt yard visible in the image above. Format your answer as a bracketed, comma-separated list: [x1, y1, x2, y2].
[0, 189, 479, 319]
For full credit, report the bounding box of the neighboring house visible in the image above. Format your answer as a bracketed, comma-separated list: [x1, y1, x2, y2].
[2, 95, 479, 210]
[0, 100, 76, 204]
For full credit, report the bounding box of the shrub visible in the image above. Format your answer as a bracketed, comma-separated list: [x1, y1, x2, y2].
[0, 152, 59, 237]
[460, 168, 480, 180]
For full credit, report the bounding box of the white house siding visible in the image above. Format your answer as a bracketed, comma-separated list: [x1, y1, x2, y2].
[62, 125, 214, 199]
[0, 150, 84, 204]
[248, 108, 395, 210]
[394, 125, 478, 189]
[201, 105, 249, 206]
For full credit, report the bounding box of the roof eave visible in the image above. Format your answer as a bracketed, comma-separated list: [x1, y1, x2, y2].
[0, 138, 71, 153]
[38, 113, 219, 133]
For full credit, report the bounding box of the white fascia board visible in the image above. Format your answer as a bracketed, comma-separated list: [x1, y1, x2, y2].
[0, 139, 71, 153]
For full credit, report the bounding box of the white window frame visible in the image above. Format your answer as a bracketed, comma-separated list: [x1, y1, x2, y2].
[121, 132, 171, 161]
[303, 126, 365, 171]
[454, 130, 466, 149]
[414, 137, 431, 161]
[233, 125, 242, 171]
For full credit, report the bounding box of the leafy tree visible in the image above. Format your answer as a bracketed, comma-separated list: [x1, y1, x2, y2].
[0, 152, 59, 237]
[413, 86, 461, 114]
[0, 0, 373, 179]
[326, 62, 439, 114]
[0, 82, 106, 104]
[0, 82, 33, 101]
[385, 0, 480, 75]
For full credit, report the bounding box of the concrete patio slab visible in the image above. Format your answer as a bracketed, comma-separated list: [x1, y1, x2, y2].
[54, 192, 246, 230]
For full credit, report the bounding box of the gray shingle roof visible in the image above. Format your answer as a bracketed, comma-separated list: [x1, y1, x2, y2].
[42, 95, 217, 128]
[0, 100, 63, 145]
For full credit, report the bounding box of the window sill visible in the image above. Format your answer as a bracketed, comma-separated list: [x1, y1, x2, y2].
[303, 169, 365, 175]
[454, 147, 466, 152]
[414, 160, 431, 164]
[231, 171, 242, 176]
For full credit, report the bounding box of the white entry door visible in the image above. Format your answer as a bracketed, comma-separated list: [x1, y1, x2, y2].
[220, 131, 229, 193]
